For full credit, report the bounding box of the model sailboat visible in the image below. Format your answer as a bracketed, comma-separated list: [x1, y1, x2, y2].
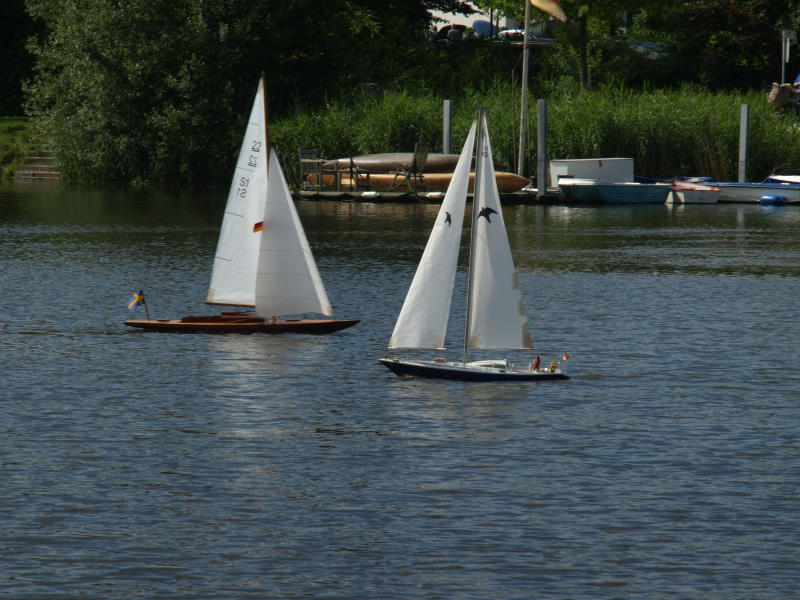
[125, 74, 358, 334]
[379, 110, 567, 381]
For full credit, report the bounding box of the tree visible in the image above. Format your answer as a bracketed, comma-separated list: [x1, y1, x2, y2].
[667, 0, 800, 89]
[22, 0, 446, 182]
[0, 0, 41, 115]
[25, 0, 278, 181]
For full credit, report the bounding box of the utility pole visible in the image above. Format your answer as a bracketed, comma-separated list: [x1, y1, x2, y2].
[517, 0, 532, 177]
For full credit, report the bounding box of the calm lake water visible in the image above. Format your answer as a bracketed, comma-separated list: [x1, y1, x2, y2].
[2, 181, 799, 599]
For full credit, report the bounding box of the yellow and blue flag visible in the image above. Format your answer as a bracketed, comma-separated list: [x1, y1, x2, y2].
[128, 290, 145, 310]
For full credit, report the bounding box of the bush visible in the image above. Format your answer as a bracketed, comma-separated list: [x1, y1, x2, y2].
[0, 117, 40, 180]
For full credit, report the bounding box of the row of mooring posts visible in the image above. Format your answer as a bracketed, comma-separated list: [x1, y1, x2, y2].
[442, 100, 754, 188]
[442, 98, 551, 199]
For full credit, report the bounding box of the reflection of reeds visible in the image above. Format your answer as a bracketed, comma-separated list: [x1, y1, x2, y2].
[273, 84, 800, 184]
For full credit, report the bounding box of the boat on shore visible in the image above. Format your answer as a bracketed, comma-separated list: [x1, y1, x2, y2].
[558, 177, 671, 204]
[322, 152, 505, 173]
[126, 74, 358, 335]
[709, 181, 800, 203]
[768, 175, 800, 184]
[666, 180, 720, 204]
[306, 170, 529, 193]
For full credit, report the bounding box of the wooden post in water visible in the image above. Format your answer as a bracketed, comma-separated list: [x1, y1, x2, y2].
[738, 104, 750, 183]
[443, 100, 453, 155]
[537, 99, 547, 199]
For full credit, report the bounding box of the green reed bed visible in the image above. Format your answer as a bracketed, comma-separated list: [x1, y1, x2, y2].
[272, 84, 800, 185]
[0, 117, 38, 180]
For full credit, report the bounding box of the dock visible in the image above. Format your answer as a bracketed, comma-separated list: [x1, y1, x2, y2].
[14, 156, 61, 181]
[297, 187, 800, 205]
[297, 187, 563, 205]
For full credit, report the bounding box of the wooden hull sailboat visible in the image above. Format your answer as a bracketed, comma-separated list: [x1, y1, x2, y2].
[126, 312, 358, 334]
[379, 111, 567, 381]
[125, 74, 357, 335]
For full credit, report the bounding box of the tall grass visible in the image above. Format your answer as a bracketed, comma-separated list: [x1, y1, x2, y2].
[272, 83, 800, 185]
[0, 117, 39, 180]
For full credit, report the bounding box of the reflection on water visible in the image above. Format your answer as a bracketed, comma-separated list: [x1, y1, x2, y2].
[3, 181, 800, 599]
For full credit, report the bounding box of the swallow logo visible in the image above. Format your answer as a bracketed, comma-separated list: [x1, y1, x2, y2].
[478, 206, 497, 222]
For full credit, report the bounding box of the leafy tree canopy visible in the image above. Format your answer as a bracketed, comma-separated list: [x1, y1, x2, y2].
[14, 0, 800, 182]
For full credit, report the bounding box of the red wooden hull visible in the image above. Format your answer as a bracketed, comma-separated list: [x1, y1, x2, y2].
[125, 312, 358, 334]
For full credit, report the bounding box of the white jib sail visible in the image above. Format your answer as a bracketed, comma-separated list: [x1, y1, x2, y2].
[388, 121, 477, 349]
[467, 113, 533, 349]
[206, 78, 268, 307]
[254, 151, 333, 318]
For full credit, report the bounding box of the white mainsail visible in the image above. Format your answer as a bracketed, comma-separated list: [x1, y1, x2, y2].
[206, 78, 268, 307]
[467, 113, 532, 349]
[388, 122, 477, 349]
[206, 76, 332, 318]
[254, 151, 333, 318]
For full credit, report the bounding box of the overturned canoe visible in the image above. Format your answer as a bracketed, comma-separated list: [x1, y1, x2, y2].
[307, 171, 529, 193]
[322, 152, 505, 173]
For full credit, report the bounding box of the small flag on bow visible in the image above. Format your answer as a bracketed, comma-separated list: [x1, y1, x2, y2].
[253, 221, 263, 232]
[128, 290, 145, 310]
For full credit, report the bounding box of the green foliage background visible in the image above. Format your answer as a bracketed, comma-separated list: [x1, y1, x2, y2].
[271, 84, 800, 185]
[7, 0, 800, 183]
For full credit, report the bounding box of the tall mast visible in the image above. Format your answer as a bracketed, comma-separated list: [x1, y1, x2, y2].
[463, 108, 485, 365]
[261, 71, 269, 171]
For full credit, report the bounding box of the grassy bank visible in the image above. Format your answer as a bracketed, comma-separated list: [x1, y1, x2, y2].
[272, 84, 800, 186]
[8, 85, 799, 186]
[0, 117, 40, 180]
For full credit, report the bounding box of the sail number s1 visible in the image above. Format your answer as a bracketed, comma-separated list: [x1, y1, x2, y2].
[237, 177, 249, 197]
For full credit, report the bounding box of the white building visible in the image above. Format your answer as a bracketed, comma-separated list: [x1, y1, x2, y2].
[429, 1, 516, 38]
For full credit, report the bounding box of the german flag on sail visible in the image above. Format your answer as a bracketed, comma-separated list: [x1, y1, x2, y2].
[253, 221, 263, 232]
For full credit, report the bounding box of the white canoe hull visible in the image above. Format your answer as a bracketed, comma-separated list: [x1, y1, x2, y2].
[713, 182, 800, 203]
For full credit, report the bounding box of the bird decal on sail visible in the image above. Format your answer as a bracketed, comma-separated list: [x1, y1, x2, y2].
[478, 206, 497, 222]
[444, 211, 452, 226]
